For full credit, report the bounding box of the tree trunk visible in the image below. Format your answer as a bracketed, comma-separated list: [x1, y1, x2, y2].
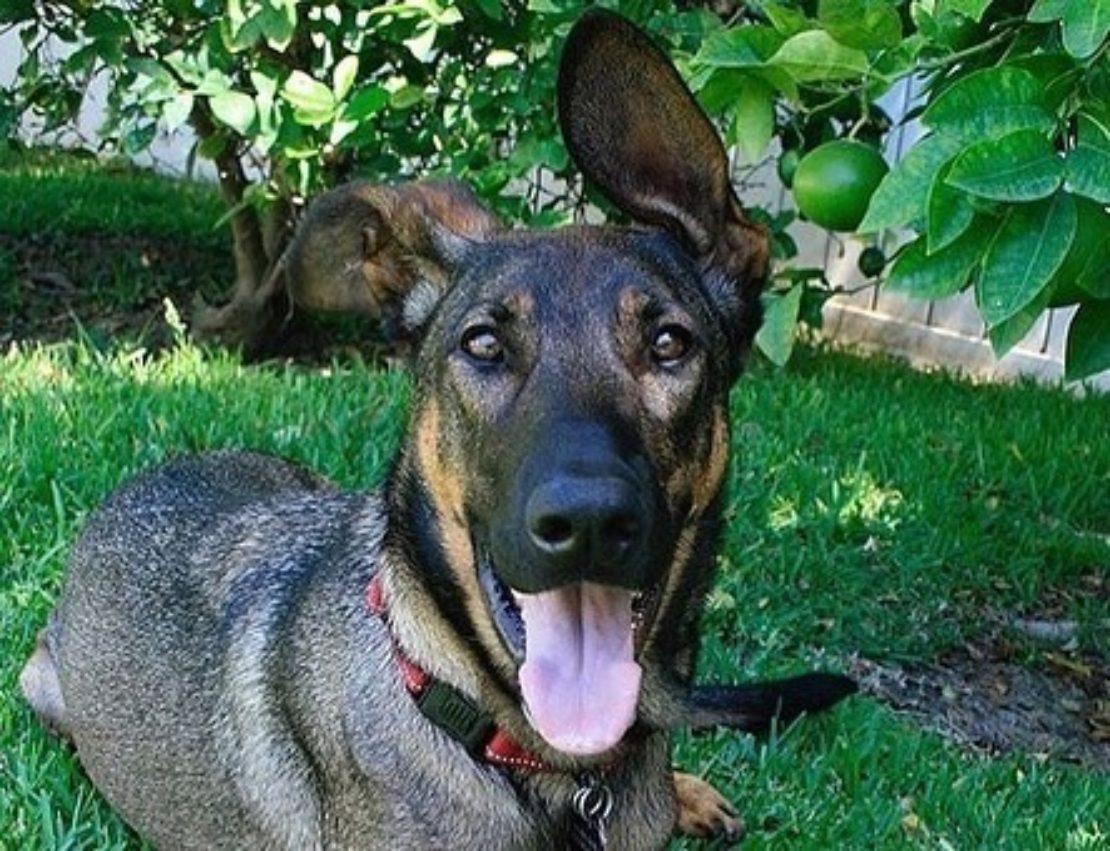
[187, 107, 292, 355]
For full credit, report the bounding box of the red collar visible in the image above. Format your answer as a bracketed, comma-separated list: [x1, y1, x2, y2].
[366, 574, 552, 774]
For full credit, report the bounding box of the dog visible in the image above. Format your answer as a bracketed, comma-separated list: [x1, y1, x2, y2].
[20, 10, 855, 849]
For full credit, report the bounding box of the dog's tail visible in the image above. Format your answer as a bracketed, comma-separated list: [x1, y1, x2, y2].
[684, 673, 857, 733]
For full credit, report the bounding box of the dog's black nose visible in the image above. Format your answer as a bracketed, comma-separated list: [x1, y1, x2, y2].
[525, 476, 645, 569]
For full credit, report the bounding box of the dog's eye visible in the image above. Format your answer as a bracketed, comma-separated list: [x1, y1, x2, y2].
[650, 325, 692, 366]
[461, 326, 504, 363]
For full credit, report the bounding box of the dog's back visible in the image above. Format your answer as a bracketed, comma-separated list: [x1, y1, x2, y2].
[35, 452, 357, 848]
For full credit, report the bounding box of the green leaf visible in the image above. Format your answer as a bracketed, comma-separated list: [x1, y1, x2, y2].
[332, 56, 359, 101]
[196, 68, 233, 97]
[886, 225, 992, 299]
[343, 85, 389, 121]
[389, 85, 425, 111]
[729, 78, 775, 163]
[817, 0, 902, 50]
[755, 283, 803, 366]
[250, 69, 278, 144]
[163, 51, 204, 87]
[941, 0, 992, 22]
[0, 0, 34, 24]
[198, 129, 231, 160]
[474, 0, 503, 20]
[696, 25, 784, 68]
[1029, 0, 1110, 59]
[404, 24, 438, 62]
[127, 56, 174, 84]
[208, 91, 256, 135]
[329, 118, 359, 147]
[261, 0, 296, 51]
[122, 122, 157, 156]
[926, 162, 976, 253]
[946, 129, 1065, 202]
[281, 71, 335, 125]
[433, 6, 463, 26]
[987, 284, 1052, 359]
[872, 32, 925, 80]
[1028, 0, 1069, 21]
[1066, 147, 1110, 204]
[767, 31, 869, 82]
[694, 27, 798, 98]
[224, 0, 296, 52]
[1065, 300, 1110, 381]
[225, 0, 247, 30]
[85, 8, 131, 40]
[1008, 53, 1080, 111]
[485, 50, 518, 69]
[1050, 197, 1110, 302]
[858, 133, 963, 233]
[161, 93, 193, 133]
[1066, 114, 1110, 205]
[251, 69, 278, 103]
[922, 66, 1054, 142]
[64, 43, 100, 75]
[1080, 268, 1110, 300]
[697, 70, 747, 113]
[760, 1, 812, 36]
[978, 192, 1077, 327]
[509, 137, 569, 175]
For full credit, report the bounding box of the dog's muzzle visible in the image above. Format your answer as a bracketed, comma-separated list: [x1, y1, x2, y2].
[482, 419, 670, 756]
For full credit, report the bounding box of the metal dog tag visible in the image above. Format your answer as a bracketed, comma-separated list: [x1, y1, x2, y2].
[568, 773, 613, 851]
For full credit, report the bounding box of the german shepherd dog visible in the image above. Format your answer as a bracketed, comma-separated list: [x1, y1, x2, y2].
[21, 11, 855, 849]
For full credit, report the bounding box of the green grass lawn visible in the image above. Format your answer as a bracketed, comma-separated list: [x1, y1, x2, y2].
[2, 150, 1107, 848]
[0, 146, 227, 239]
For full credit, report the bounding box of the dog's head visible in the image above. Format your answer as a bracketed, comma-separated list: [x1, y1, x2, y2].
[381, 10, 769, 759]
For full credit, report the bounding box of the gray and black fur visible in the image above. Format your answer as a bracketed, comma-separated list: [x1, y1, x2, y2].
[21, 11, 854, 849]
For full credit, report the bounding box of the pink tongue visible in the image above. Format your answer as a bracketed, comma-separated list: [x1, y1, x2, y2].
[516, 583, 641, 755]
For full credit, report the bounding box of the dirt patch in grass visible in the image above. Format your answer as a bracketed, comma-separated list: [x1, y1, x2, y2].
[852, 626, 1109, 770]
[0, 231, 394, 362]
[0, 231, 230, 347]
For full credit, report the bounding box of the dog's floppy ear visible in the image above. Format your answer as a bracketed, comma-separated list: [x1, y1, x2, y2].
[285, 179, 500, 335]
[557, 10, 769, 360]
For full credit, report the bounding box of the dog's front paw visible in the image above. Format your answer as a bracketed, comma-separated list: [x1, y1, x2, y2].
[673, 771, 744, 845]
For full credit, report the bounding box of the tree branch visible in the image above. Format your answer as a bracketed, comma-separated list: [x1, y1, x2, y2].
[190, 106, 269, 292]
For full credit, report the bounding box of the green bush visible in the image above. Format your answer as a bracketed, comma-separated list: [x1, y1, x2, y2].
[687, 1, 1109, 378]
[5, 1, 1108, 377]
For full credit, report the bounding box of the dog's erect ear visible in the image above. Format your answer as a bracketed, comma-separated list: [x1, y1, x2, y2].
[557, 10, 769, 356]
[285, 179, 500, 335]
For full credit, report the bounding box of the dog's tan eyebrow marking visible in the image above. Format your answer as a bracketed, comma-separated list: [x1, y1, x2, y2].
[617, 285, 654, 323]
[500, 290, 535, 317]
[463, 292, 534, 325]
[617, 285, 695, 330]
[460, 300, 507, 324]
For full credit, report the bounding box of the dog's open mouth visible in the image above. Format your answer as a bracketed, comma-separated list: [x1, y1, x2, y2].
[479, 555, 662, 755]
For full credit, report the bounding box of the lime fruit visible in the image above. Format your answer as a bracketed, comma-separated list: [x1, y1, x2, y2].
[792, 140, 889, 232]
[858, 246, 886, 278]
[777, 148, 801, 188]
